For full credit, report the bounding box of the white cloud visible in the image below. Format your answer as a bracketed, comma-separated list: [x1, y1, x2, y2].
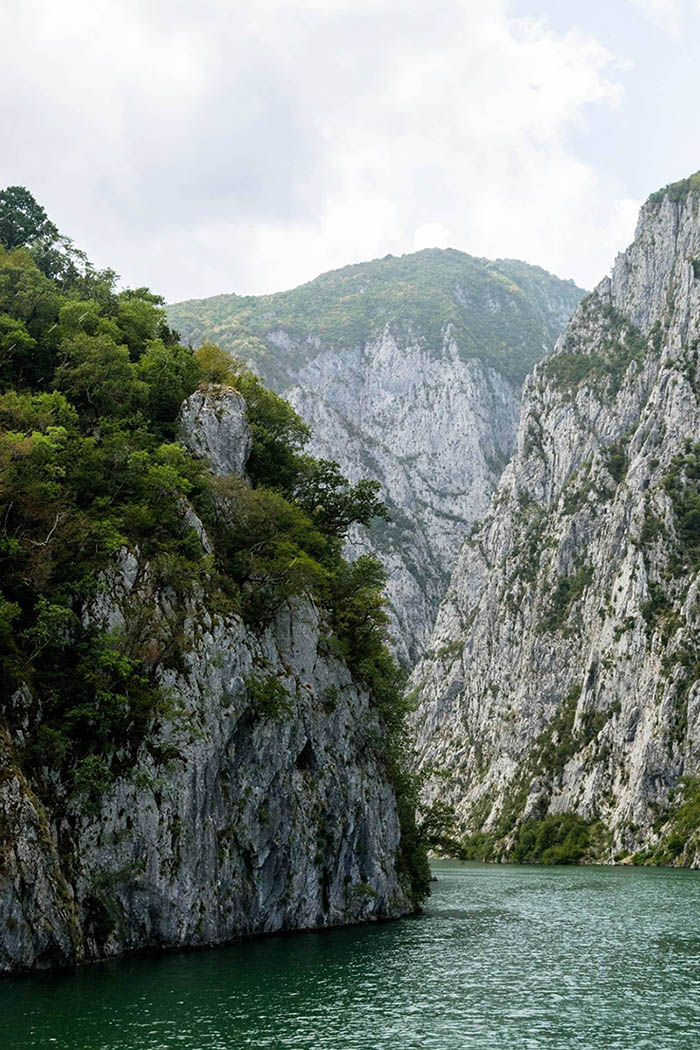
[0, 0, 636, 298]
[627, 0, 682, 37]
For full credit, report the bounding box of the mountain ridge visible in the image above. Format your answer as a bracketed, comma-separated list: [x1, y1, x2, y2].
[168, 248, 584, 664]
[169, 247, 582, 386]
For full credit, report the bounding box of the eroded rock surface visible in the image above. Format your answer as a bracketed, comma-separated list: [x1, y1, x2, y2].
[412, 182, 700, 863]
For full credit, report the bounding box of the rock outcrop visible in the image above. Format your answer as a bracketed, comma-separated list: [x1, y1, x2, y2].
[0, 388, 413, 973]
[168, 250, 583, 665]
[412, 175, 700, 864]
[179, 386, 252, 477]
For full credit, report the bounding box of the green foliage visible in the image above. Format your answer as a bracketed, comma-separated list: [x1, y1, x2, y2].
[0, 186, 58, 251]
[0, 188, 430, 902]
[460, 829, 500, 861]
[542, 302, 648, 397]
[544, 351, 596, 388]
[647, 171, 700, 207]
[196, 353, 311, 493]
[540, 564, 593, 633]
[509, 503, 546, 584]
[634, 778, 700, 866]
[294, 459, 389, 538]
[604, 441, 628, 484]
[461, 809, 598, 867]
[512, 813, 593, 865]
[72, 755, 115, 815]
[325, 555, 392, 679]
[135, 340, 202, 430]
[169, 249, 584, 386]
[244, 674, 293, 719]
[241, 362, 308, 462]
[194, 343, 239, 383]
[641, 582, 671, 633]
[529, 686, 581, 780]
[203, 474, 328, 622]
[653, 778, 700, 862]
[417, 800, 464, 857]
[0, 221, 218, 805]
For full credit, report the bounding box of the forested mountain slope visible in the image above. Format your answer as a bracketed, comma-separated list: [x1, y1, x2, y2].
[169, 251, 583, 664]
[412, 173, 700, 866]
[0, 188, 427, 973]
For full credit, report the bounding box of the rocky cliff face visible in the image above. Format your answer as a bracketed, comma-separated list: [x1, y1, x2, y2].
[0, 389, 413, 973]
[412, 176, 700, 865]
[281, 331, 520, 667]
[168, 250, 582, 665]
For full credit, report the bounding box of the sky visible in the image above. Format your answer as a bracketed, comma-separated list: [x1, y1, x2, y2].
[1, 0, 700, 302]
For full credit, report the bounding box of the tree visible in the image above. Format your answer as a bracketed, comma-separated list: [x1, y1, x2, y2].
[195, 342, 238, 384]
[294, 458, 389, 536]
[135, 339, 201, 427]
[0, 314, 37, 386]
[54, 332, 146, 419]
[0, 186, 58, 250]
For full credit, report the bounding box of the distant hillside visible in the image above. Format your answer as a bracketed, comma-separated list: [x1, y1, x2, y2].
[168, 249, 584, 665]
[168, 248, 583, 385]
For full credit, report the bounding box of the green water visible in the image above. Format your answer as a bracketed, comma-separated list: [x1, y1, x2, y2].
[4, 862, 700, 1049]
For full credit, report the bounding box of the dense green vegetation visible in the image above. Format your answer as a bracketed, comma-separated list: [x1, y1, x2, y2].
[646, 170, 700, 208]
[603, 439, 629, 484]
[0, 188, 428, 900]
[542, 301, 648, 397]
[630, 778, 700, 866]
[511, 813, 594, 865]
[167, 249, 583, 385]
[459, 809, 600, 866]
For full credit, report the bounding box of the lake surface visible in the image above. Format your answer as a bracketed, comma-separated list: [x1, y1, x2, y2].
[4, 861, 700, 1049]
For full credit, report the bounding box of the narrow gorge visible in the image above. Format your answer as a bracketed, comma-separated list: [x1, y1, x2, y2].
[168, 252, 582, 665]
[5, 172, 700, 984]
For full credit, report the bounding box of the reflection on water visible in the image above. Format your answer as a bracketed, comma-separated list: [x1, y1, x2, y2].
[4, 862, 700, 1049]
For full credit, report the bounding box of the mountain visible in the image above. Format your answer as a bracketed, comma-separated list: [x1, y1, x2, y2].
[168, 250, 584, 665]
[0, 191, 427, 973]
[412, 173, 700, 866]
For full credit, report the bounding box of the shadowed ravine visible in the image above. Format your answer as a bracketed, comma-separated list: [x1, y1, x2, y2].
[5, 862, 700, 1049]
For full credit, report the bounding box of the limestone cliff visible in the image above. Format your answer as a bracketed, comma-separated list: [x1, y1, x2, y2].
[412, 175, 700, 865]
[0, 388, 414, 973]
[168, 250, 583, 665]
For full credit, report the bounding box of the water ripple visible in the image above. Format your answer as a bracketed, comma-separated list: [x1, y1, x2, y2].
[4, 863, 700, 1049]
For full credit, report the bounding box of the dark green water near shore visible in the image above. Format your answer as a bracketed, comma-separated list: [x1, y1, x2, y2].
[4, 861, 700, 1049]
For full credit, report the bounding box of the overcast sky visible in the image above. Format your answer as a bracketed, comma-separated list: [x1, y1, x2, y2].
[2, 0, 700, 301]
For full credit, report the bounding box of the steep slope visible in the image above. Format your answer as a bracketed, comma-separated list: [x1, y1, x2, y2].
[168, 250, 583, 665]
[0, 387, 418, 974]
[0, 198, 426, 974]
[412, 173, 700, 865]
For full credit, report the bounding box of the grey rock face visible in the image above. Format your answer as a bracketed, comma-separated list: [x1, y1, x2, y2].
[0, 399, 412, 974]
[0, 733, 81, 972]
[412, 188, 700, 860]
[179, 386, 252, 477]
[167, 252, 582, 666]
[282, 330, 521, 666]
